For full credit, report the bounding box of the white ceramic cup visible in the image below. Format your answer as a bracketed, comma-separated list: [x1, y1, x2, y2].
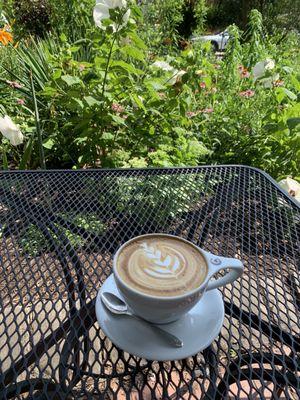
[113, 234, 243, 324]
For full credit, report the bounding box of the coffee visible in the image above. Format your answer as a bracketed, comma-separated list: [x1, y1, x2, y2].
[116, 235, 207, 297]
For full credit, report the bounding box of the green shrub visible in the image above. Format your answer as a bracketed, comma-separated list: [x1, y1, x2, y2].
[12, 0, 52, 38]
[0, 6, 299, 179]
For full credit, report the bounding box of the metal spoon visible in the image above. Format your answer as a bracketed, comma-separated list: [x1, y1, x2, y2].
[101, 292, 183, 348]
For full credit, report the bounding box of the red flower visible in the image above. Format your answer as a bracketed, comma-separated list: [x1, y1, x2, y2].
[199, 82, 206, 89]
[239, 89, 255, 98]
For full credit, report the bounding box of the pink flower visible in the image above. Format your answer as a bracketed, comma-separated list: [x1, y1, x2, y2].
[111, 103, 125, 113]
[17, 99, 25, 105]
[199, 82, 206, 89]
[239, 89, 255, 98]
[6, 80, 22, 89]
[79, 64, 86, 72]
[201, 108, 213, 113]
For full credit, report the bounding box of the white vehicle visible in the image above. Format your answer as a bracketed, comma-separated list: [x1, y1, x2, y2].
[191, 30, 230, 52]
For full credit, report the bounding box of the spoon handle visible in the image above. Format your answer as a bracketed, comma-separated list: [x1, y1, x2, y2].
[129, 312, 183, 348]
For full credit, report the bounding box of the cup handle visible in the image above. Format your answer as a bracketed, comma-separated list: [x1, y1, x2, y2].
[206, 256, 243, 291]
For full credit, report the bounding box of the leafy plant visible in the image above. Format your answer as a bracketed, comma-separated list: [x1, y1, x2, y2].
[244, 9, 266, 67]
[0, 3, 299, 180]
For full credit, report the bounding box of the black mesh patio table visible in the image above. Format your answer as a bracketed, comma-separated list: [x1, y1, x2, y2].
[0, 165, 299, 399]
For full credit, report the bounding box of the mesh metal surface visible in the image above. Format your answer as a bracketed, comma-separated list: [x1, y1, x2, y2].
[0, 166, 299, 399]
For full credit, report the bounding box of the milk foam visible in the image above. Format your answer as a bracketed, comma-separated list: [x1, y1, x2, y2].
[116, 236, 207, 297]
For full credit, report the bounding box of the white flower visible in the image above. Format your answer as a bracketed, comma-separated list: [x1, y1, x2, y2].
[279, 177, 300, 203]
[168, 69, 187, 85]
[265, 58, 275, 70]
[93, 0, 130, 32]
[0, 115, 24, 146]
[151, 61, 174, 71]
[253, 58, 275, 80]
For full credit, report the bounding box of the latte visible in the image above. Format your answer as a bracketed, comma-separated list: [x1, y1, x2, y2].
[116, 235, 207, 297]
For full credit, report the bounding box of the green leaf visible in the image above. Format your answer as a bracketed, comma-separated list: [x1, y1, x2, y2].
[84, 96, 100, 107]
[287, 118, 300, 131]
[275, 88, 285, 103]
[290, 75, 300, 91]
[203, 75, 212, 89]
[43, 138, 55, 149]
[52, 70, 62, 80]
[73, 98, 84, 109]
[94, 56, 106, 67]
[128, 32, 147, 50]
[111, 115, 126, 125]
[150, 109, 164, 117]
[69, 46, 80, 53]
[42, 87, 58, 97]
[60, 33, 67, 42]
[101, 132, 114, 140]
[121, 46, 145, 61]
[130, 4, 143, 18]
[110, 60, 143, 75]
[284, 88, 297, 101]
[174, 127, 186, 135]
[130, 94, 146, 111]
[61, 75, 82, 86]
[75, 136, 88, 144]
[19, 136, 34, 169]
[144, 79, 166, 90]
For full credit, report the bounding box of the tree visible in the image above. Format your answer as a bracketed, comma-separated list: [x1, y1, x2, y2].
[206, 0, 300, 32]
[141, 0, 208, 42]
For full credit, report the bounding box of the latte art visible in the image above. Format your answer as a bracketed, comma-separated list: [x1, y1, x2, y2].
[116, 235, 207, 297]
[140, 242, 183, 279]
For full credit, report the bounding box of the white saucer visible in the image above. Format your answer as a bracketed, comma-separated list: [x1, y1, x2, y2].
[95, 275, 224, 361]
